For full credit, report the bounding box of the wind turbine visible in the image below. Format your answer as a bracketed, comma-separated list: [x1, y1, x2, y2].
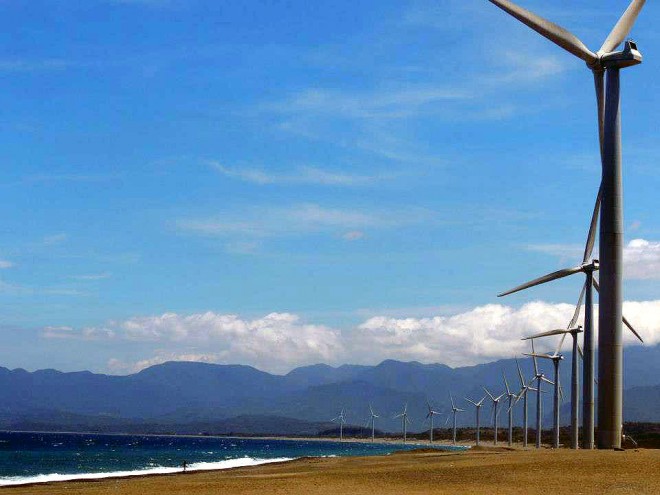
[483, 387, 506, 446]
[331, 409, 346, 442]
[499, 232, 642, 450]
[511, 358, 536, 448]
[503, 372, 517, 447]
[524, 345, 564, 449]
[394, 403, 411, 444]
[445, 393, 465, 445]
[523, 326, 584, 449]
[488, 0, 647, 449]
[425, 400, 441, 443]
[367, 404, 379, 443]
[520, 339, 554, 448]
[464, 395, 486, 447]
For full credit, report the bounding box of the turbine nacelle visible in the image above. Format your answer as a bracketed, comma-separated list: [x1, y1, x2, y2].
[600, 40, 643, 69]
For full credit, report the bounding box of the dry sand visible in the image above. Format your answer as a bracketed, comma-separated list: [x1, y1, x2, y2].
[5, 447, 659, 495]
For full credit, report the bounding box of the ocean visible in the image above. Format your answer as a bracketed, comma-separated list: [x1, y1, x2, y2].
[0, 431, 467, 486]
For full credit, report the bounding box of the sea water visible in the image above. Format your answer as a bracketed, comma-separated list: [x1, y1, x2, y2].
[0, 431, 467, 486]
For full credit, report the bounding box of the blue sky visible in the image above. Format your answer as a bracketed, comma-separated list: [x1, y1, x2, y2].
[1, 0, 659, 374]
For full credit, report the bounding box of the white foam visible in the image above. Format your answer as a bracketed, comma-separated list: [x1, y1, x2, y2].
[0, 457, 293, 486]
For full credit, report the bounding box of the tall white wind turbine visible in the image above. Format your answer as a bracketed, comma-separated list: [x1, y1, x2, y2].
[488, 0, 647, 449]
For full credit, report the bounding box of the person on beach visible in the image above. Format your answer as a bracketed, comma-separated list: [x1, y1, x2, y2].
[182, 460, 188, 473]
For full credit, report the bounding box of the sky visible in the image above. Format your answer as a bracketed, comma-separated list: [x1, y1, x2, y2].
[0, 0, 659, 375]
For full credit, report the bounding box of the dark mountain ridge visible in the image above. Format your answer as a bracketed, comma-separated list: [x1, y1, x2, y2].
[1, 344, 658, 433]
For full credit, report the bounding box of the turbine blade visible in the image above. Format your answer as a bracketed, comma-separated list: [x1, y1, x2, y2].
[444, 415, 450, 426]
[592, 278, 644, 342]
[568, 282, 587, 329]
[542, 377, 554, 385]
[531, 339, 539, 375]
[559, 381, 565, 403]
[583, 188, 601, 263]
[498, 265, 584, 297]
[623, 315, 644, 343]
[483, 387, 496, 401]
[450, 393, 456, 409]
[488, 0, 597, 65]
[503, 371, 511, 395]
[464, 397, 477, 406]
[522, 329, 571, 340]
[515, 357, 525, 386]
[600, 0, 647, 54]
[577, 342, 584, 359]
[523, 352, 555, 360]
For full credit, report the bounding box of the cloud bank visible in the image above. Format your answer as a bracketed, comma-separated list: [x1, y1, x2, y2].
[44, 300, 660, 374]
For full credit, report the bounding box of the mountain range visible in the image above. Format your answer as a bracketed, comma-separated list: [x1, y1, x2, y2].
[1, 344, 659, 435]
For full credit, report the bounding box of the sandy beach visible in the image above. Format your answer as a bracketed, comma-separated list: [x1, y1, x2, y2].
[6, 447, 659, 495]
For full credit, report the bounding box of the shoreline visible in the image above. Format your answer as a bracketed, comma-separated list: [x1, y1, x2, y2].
[3, 447, 658, 494]
[0, 432, 470, 487]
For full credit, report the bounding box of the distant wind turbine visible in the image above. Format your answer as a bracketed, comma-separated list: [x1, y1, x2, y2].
[483, 387, 505, 446]
[464, 395, 486, 447]
[367, 404, 379, 443]
[445, 393, 465, 445]
[331, 409, 346, 442]
[524, 347, 564, 449]
[425, 400, 441, 443]
[394, 403, 411, 444]
[503, 372, 517, 447]
[511, 358, 536, 448]
[520, 339, 554, 448]
[523, 326, 584, 449]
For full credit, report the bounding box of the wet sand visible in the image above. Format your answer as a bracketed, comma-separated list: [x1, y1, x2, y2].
[5, 447, 659, 494]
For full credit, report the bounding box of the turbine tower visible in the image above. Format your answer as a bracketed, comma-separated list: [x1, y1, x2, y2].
[331, 409, 346, 442]
[523, 327, 584, 449]
[525, 339, 554, 448]
[512, 358, 535, 448]
[483, 387, 505, 446]
[367, 404, 379, 443]
[487, 0, 646, 450]
[425, 400, 441, 443]
[464, 396, 486, 447]
[446, 393, 465, 445]
[503, 372, 517, 447]
[394, 403, 411, 444]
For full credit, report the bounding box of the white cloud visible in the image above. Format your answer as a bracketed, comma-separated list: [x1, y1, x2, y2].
[176, 203, 432, 239]
[624, 239, 660, 280]
[342, 231, 365, 241]
[46, 300, 660, 374]
[0, 260, 13, 269]
[209, 162, 382, 186]
[56, 312, 344, 374]
[68, 272, 112, 281]
[271, 86, 473, 121]
[42, 233, 68, 246]
[354, 300, 660, 367]
[108, 353, 219, 374]
[42, 326, 76, 339]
